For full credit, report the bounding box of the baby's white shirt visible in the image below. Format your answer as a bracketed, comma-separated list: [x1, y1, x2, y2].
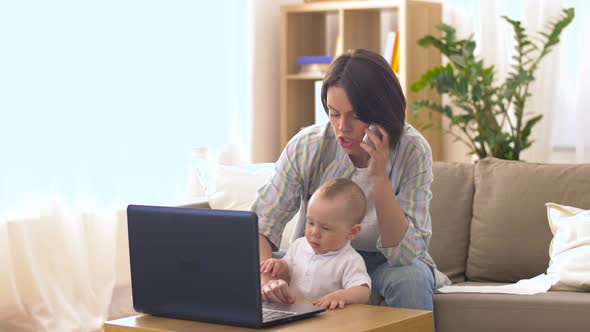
[282, 238, 371, 301]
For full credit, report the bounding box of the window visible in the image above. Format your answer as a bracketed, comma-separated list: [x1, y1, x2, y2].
[443, 0, 587, 162]
[551, 0, 588, 149]
[0, 1, 251, 218]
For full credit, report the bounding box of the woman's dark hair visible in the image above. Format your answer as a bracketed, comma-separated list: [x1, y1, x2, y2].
[321, 48, 406, 148]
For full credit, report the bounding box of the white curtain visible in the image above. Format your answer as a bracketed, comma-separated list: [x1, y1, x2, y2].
[0, 207, 123, 331]
[0, 1, 251, 331]
[573, 46, 590, 163]
[442, 0, 587, 163]
[519, 0, 564, 163]
[568, 0, 590, 163]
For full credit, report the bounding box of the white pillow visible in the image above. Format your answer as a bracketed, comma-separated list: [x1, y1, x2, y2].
[546, 202, 590, 291]
[193, 160, 298, 250]
[196, 162, 275, 211]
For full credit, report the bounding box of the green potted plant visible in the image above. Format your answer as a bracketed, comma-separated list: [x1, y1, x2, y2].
[411, 8, 574, 160]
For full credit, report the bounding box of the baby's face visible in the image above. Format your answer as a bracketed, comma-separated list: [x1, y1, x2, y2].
[305, 195, 357, 255]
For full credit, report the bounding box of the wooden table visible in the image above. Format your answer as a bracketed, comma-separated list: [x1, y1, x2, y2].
[104, 304, 433, 332]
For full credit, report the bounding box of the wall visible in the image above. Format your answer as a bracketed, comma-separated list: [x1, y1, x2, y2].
[250, 0, 300, 163]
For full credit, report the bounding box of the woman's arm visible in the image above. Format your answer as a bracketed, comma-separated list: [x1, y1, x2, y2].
[253, 142, 304, 261]
[363, 125, 410, 248]
[254, 127, 325, 281]
[372, 174, 407, 247]
[364, 126, 433, 266]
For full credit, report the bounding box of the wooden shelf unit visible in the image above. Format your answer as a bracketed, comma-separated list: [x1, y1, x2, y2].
[280, 0, 443, 161]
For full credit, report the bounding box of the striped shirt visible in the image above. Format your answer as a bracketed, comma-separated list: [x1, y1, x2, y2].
[253, 122, 434, 267]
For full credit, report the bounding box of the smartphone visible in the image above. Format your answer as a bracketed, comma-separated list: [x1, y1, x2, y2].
[362, 124, 383, 148]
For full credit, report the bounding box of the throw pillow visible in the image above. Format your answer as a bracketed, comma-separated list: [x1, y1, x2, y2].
[196, 161, 275, 211]
[546, 202, 590, 291]
[193, 160, 298, 250]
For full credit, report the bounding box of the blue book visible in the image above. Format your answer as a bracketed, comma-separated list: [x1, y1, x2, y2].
[296, 56, 334, 65]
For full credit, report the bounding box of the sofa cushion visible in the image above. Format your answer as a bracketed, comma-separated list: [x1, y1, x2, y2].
[429, 162, 474, 283]
[434, 282, 590, 332]
[467, 158, 590, 282]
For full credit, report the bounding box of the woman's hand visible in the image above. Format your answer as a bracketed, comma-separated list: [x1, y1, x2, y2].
[360, 124, 390, 178]
[361, 125, 408, 248]
[260, 279, 296, 304]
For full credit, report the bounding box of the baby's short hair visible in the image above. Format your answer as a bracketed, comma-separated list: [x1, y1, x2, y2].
[313, 178, 367, 225]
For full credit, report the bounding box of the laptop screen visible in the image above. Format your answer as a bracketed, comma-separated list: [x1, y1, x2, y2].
[127, 205, 263, 327]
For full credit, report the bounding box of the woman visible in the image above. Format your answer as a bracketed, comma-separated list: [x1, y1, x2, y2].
[254, 49, 448, 310]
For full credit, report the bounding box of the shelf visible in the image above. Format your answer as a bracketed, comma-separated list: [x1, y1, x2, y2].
[283, 0, 402, 12]
[286, 74, 325, 80]
[280, 0, 443, 161]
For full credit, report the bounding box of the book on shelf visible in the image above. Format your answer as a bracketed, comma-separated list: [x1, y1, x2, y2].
[296, 56, 334, 75]
[334, 34, 343, 57]
[382, 31, 399, 73]
[314, 80, 328, 125]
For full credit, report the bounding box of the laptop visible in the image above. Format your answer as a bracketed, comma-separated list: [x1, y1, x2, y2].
[126, 204, 325, 328]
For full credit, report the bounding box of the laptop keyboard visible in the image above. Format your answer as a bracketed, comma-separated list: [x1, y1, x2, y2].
[262, 308, 297, 322]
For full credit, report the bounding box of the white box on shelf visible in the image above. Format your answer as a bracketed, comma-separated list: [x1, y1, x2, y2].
[314, 80, 328, 125]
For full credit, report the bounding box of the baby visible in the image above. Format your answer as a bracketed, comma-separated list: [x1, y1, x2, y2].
[260, 177, 371, 309]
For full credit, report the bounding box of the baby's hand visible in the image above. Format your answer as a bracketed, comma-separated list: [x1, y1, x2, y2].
[260, 258, 288, 278]
[311, 290, 347, 310]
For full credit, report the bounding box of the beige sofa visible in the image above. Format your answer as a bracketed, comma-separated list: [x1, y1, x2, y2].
[117, 157, 589, 331]
[430, 157, 590, 332]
